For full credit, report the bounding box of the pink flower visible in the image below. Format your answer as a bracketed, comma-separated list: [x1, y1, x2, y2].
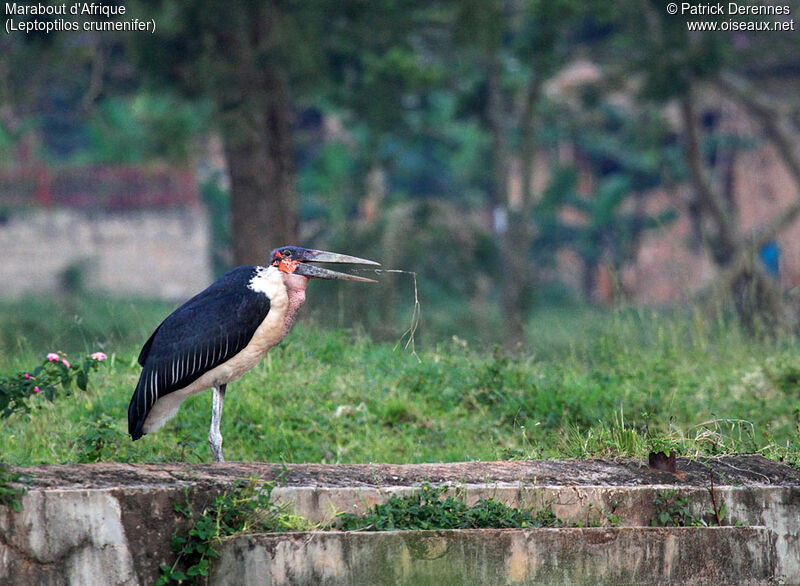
[90, 352, 107, 361]
[61, 359, 70, 369]
[24, 373, 34, 379]
[33, 386, 41, 394]
[46, 353, 60, 362]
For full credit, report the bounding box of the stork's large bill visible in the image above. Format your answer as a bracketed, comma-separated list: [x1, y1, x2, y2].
[292, 248, 380, 282]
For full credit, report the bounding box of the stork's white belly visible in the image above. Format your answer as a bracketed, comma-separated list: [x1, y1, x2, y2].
[142, 267, 290, 434]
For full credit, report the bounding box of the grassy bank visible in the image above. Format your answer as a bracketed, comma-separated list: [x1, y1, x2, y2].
[0, 294, 174, 368]
[0, 299, 798, 465]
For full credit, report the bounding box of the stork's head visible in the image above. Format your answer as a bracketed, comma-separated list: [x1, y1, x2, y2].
[270, 246, 379, 283]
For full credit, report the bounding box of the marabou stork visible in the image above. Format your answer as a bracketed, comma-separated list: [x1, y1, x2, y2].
[127, 246, 379, 462]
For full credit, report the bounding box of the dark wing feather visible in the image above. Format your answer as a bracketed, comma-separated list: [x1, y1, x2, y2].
[128, 266, 271, 440]
[137, 326, 159, 367]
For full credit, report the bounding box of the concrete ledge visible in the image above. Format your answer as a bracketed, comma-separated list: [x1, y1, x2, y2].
[15, 455, 799, 489]
[1, 457, 798, 585]
[213, 527, 775, 586]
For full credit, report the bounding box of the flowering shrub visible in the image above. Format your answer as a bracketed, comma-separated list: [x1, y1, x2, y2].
[0, 351, 107, 418]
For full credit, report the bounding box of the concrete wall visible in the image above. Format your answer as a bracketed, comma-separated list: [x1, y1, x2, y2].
[1, 460, 799, 585]
[0, 208, 211, 300]
[214, 527, 775, 586]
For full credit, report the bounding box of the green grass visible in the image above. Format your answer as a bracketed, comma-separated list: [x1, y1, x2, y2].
[0, 299, 799, 465]
[0, 294, 174, 368]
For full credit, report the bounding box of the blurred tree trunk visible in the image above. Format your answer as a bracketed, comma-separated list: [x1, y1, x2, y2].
[213, 6, 297, 266]
[487, 53, 529, 348]
[680, 87, 786, 330]
[486, 56, 552, 348]
[135, 2, 300, 267]
[713, 73, 800, 331]
[501, 75, 542, 347]
[456, 0, 557, 347]
[220, 68, 297, 266]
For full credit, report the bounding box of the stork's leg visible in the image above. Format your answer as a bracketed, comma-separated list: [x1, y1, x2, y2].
[208, 384, 226, 462]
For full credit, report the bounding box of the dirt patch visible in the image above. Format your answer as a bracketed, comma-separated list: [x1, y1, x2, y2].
[13, 455, 799, 490]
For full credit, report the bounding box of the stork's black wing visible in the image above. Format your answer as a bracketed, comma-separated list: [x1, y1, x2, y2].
[128, 266, 271, 440]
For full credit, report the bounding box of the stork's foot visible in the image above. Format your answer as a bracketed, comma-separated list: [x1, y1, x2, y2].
[208, 430, 225, 462]
[209, 384, 226, 462]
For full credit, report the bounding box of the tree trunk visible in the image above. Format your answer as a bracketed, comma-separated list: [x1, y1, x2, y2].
[210, 4, 297, 267]
[730, 263, 784, 332]
[221, 67, 297, 266]
[486, 54, 528, 347]
[582, 258, 597, 302]
[681, 88, 786, 329]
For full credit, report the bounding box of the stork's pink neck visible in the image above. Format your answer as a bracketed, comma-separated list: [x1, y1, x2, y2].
[281, 273, 309, 338]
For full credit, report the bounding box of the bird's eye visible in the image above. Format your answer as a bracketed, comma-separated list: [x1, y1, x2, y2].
[282, 249, 292, 257]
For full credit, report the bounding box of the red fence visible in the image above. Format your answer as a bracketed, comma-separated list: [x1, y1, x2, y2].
[0, 165, 199, 210]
